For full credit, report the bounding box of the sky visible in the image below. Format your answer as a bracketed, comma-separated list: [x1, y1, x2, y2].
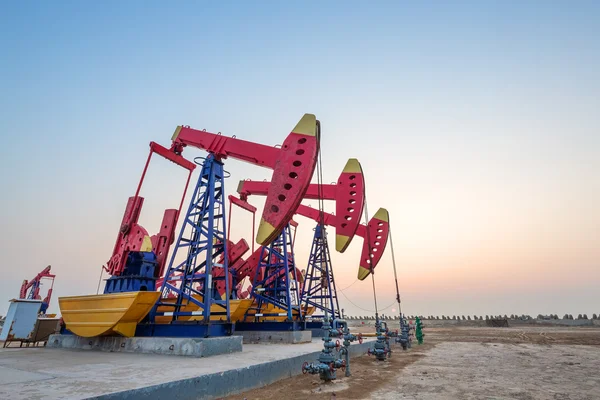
[0, 1, 598, 318]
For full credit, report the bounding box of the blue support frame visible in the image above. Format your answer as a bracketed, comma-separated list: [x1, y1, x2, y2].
[244, 225, 302, 322]
[27, 281, 50, 314]
[151, 154, 231, 325]
[26, 282, 40, 300]
[300, 225, 340, 320]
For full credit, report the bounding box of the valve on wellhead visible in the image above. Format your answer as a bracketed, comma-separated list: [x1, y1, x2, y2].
[332, 318, 363, 377]
[395, 314, 412, 350]
[368, 318, 392, 361]
[302, 317, 362, 381]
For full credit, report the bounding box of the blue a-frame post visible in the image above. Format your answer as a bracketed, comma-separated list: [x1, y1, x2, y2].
[150, 154, 231, 329]
[300, 224, 340, 319]
[244, 224, 303, 322]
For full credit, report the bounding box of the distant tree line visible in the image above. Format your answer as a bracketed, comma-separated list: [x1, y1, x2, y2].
[344, 314, 599, 320]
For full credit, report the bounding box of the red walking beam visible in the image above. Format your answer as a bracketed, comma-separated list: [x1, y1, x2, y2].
[170, 114, 320, 245]
[295, 204, 390, 280]
[237, 158, 365, 252]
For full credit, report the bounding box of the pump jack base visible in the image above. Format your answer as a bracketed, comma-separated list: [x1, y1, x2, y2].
[49, 331, 242, 357]
[58, 291, 161, 338]
[305, 320, 334, 337]
[235, 321, 306, 332]
[234, 321, 311, 343]
[135, 322, 235, 338]
[60, 320, 235, 338]
[239, 329, 311, 344]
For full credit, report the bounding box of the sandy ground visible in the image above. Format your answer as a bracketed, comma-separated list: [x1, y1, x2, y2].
[221, 326, 600, 400]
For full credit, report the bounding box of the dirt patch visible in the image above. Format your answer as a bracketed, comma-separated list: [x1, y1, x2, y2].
[221, 325, 600, 400]
[424, 326, 600, 346]
[370, 342, 600, 400]
[220, 343, 434, 400]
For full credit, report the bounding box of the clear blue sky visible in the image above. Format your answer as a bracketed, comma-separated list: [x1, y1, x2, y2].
[1, 1, 598, 317]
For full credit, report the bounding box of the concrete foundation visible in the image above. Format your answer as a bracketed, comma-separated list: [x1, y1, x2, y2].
[240, 330, 312, 344]
[308, 328, 327, 337]
[95, 338, 373, 400]
[0, 337, 375, 399]
[47, 334, 243, 357]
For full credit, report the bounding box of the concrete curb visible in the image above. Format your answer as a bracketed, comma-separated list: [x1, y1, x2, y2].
[89, 340, 375, 400]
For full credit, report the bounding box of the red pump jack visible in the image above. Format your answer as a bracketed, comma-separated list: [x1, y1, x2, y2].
[237, 160, 390, 280]
[100, 114, 320, 318]
[202, 159, 390, 301]
[20, 265, 56, 314]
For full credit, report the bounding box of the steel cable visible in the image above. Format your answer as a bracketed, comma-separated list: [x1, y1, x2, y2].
[339, 289, 396, 313]
[362, 191, 379, 319]
[388, 222, 402, 317]
[338, 279, 358, 292]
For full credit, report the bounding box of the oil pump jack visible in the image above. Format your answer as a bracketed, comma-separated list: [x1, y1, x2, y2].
[20, 265, 56, 314]
[59, 114, 320, 338]
[235, 161, 390, 322]
[230, 158, 366, 326]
